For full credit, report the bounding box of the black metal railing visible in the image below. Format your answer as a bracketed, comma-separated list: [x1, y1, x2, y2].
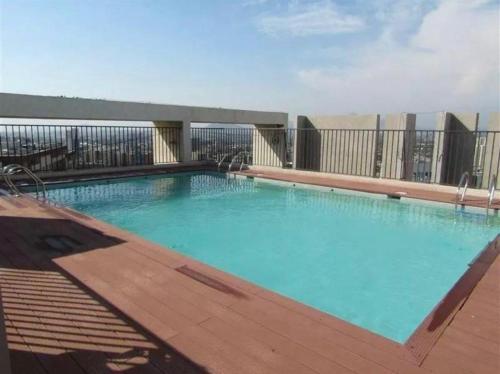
[191, 127, 499, 189]
[191, 127, 294, 168]
[294, 128, 499, 189]
[1, 124, 498, 190]
[0, 124, 181, 172]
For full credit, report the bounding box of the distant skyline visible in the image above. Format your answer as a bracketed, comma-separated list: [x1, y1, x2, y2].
[1, 0, 499, 123]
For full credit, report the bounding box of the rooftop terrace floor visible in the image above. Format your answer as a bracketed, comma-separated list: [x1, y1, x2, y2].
[0, 170, 499, 374]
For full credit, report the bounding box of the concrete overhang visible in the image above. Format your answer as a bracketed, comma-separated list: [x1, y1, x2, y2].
[0, 93, 288, 126]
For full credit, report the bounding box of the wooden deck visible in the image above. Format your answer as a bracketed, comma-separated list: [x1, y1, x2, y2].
[0, 174, 499, 373]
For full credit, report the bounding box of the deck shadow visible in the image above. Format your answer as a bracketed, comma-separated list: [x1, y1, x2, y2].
[0, 215, 125, 258]
[0, 215, 209, 374]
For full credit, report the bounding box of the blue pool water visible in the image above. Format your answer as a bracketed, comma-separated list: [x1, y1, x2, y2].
[44, 172, 499, 342]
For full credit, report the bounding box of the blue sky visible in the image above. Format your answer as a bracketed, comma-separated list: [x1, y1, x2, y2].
[1, 0, 499, 123]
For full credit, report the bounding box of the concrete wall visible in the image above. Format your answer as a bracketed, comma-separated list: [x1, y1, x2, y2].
[380, 113, 416, 180]
[296, 114, 380, 176]
[252, 125, 287, 167]
[431, 112, 479, 185]
[482, 112, 500, 189]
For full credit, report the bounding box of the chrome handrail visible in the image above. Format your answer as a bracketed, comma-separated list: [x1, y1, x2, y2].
[228, 151, 250, 172]
[240, 154, 248, 172]
[2, 164, 46, 199]
[217, 154, 231, 171]
[455, 171, 469, 208]
[486, 174, 497, 216]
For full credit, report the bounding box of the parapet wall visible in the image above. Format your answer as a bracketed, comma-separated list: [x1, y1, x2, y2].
[430, 112, 479, 185]
[296, 111, 498, 187]
[296, 114, 380, 176]
[483, 112, 500, 189]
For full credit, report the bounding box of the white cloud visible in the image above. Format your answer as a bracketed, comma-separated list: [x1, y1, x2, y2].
[296, 0, 500, 115]
[257, 1, 364, 36]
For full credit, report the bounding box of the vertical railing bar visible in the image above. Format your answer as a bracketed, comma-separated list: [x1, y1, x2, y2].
[389, 130, 394, 178]
[363, 130, 368, 176]
[487, 132, 496, 188]
[396, 129, 402, 179]
[339, 129, 344, 174]
[328, 129, 333, 173]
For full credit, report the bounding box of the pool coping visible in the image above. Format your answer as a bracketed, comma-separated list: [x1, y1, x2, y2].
[3, 169, 499, 369]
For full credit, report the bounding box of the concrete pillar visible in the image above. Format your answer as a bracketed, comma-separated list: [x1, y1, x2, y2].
[481, 112, 500, 189]
[153, 121, 182, 163]
[431, 112, 478, 185]
[252, 124, 287, 167]
[430, 112, 449, 184]
[153, 119, 191, 163]
[380, 113, 416, 180]
[181, 119, 192, 162]
[295, 116, 320, 171]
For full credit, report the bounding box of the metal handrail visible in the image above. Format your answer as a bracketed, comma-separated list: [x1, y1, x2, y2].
[228, 151, 250, 172]
[486, 174, 497, 216]
[240, 154, 248, 172]
[217, 154, 231, 171]
[2, 164, 46, 199]
[455, 171, 469, 208]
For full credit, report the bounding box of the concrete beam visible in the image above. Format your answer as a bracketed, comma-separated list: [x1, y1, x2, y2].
[0, 93, 288, 126]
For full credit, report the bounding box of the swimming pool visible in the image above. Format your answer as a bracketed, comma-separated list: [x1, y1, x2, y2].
[44, 171, 499, 343]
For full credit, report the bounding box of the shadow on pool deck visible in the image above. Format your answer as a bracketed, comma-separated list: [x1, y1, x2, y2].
[0, 215, 208, 374]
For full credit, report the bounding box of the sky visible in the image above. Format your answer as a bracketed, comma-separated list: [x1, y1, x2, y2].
[0, 0, 499, 126]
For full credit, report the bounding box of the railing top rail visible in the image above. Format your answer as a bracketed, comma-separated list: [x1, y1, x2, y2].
[0, 123, 181, 129]
[286, 128, 500, 133]
[0, 124, 499, 133]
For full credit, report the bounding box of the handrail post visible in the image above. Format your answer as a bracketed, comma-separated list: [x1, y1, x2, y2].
[455, 171, 470, 208]
[486, 174, 497, 216]
[1, 164, 46, 199]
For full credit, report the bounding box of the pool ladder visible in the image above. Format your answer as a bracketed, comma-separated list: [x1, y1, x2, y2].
[217, 154, 231, 171]
[455, 171, 497, 216]
[228, 151, 250, 172]
[486, 174, 497, 216]
[2, 164, 46, 199]
[455, 171, 469, 208]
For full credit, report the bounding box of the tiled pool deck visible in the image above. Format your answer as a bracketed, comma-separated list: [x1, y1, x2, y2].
[0, 169, 499, 373]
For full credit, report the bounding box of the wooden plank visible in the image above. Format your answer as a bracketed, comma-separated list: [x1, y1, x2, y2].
[230, 297, 405, 374]
[200, 316, 334, 374]
[422, 344, 499, 374]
